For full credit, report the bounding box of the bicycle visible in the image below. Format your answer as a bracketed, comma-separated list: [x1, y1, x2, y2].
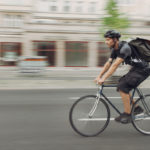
[69, 84, 150, 137]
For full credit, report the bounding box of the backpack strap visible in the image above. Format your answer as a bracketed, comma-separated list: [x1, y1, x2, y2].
[143, 40, 150, 51]
[128, 42, 141, 60]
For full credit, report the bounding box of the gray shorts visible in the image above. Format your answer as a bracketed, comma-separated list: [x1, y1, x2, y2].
[117, 67, 149, 93]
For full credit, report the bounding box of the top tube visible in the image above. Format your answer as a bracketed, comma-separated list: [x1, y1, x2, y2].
[97, 83, 142, 100]
[97, 83, 117, 88]
[102, 84, 117, 88]
[97, 83, 118, 95]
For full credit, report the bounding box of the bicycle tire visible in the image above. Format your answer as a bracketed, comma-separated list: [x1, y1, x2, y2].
[69, 95, 110, 137]
[131, 94, 150, 135]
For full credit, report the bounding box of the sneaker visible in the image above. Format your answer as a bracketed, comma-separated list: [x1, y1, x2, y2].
[134, 106, 144, 115]
[115, 113, 124, 122]
[115, 112, 131, 124]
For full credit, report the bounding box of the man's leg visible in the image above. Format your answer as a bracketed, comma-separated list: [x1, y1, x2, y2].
[114, 90, 132, 123]
[119, 90, 131, 114]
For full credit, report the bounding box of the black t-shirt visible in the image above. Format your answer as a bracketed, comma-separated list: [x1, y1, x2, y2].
[110, 41, 149, 68]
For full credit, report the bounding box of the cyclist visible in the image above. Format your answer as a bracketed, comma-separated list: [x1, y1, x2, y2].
[95, 30, 150, 124]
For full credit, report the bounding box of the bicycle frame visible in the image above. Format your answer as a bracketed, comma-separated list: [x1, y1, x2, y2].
[97, 84, 146, 115]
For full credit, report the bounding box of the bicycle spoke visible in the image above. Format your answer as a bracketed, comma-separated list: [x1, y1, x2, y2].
[69, 95, 110, 137]
[132, 95, 150, 135]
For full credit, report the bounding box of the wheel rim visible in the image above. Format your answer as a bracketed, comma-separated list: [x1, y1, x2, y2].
[69, 96, 110, 137]
[132, 95, 150, 135]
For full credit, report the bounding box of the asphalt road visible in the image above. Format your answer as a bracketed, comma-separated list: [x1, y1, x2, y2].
[0, 88, 150, 150]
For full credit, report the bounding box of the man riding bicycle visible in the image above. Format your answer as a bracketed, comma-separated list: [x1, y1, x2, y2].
[95, 30, 150, 124]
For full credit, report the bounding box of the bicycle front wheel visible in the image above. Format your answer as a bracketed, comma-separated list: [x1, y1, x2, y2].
[131, 95, 150, 135]
[69, 95, 110, 137]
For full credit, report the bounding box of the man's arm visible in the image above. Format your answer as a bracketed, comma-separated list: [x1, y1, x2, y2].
[98, 57, 124, 83]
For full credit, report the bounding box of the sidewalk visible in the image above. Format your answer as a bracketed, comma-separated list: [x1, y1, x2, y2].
[0, 66, 149, 90]
[0, 67, 99, 90]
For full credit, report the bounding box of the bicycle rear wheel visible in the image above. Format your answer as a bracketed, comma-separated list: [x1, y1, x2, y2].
[69, 95, 110, 137]
[131, 95, 150, 135]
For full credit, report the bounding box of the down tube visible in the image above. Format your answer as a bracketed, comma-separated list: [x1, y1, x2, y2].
[101, 93, 121, 115]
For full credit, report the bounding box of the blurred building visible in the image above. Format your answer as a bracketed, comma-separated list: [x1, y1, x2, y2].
[0, 0, 150, 67]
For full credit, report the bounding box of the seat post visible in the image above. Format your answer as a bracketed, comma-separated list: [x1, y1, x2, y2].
[130, 88, 136, 105]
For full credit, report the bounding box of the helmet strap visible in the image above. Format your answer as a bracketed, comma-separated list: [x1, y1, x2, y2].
[112, 38, 118, 49]
[110, 39, 116, 49]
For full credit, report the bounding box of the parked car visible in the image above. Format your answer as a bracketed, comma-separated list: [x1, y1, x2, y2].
[17, 56, 48, 73]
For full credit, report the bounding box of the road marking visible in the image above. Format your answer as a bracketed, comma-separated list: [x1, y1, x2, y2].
[69, 97, 139, 100]
[134, 114, 150, 120]
[78, 117, 150, 121]
[70, 97, 80, 100]
[78, 118, 114, 121]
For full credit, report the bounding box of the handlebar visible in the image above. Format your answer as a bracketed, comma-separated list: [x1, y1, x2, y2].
[96, 83, 118, 98]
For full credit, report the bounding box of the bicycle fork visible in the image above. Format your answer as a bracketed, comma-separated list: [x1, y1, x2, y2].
[88, 92, 101, 118]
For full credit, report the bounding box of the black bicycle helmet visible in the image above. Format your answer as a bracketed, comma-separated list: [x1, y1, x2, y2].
[104, 30, 121, 39]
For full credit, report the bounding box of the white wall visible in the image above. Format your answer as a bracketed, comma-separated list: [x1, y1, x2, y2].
[34, 0, 103, 14]
[0, 0, 32, 5]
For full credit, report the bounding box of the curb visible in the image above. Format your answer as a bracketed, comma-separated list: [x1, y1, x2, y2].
[0, 79, 149, 90]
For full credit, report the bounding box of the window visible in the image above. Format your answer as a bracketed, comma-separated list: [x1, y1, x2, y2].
[50, 6, 57, 11]
[33, 19, 58, 24]
[88, 2, 96, 13]
[116, 0, 135, 5]
[63, 1, 71, 12]
[97, 42, 110, 66]
[3, 14, 23, 27]
[33, 41, 56, 66]
[145, 21, 150, 26]
[4, 15, 10, 26]
[49, 0, 57, 12]
[15, 15, 23, 26]
[76, 1, 83, 13]
[65, 42, 88, 67]
[0, 42, 22, 65]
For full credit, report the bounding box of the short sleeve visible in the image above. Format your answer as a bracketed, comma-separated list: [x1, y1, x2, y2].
[110, 49, 117, 59]
[118, 44, 132, 60]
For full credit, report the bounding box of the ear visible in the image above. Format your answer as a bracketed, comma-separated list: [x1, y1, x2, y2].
[114, 38, 118, 42]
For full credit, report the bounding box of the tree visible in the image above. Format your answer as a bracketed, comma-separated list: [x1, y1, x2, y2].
[101, 0, 130, 36]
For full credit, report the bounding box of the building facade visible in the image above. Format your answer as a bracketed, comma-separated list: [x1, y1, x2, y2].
[0, 0, 150, 67]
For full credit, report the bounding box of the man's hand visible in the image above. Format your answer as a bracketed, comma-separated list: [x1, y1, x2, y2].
[94, 76, 105, 85]
[97, 78, 105, 85]
[94, 76, 100, 84]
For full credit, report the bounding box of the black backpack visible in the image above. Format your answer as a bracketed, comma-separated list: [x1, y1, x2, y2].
[128, 38, 150, 62]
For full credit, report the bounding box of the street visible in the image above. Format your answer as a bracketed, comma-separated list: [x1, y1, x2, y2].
[0, 88, 150, 150]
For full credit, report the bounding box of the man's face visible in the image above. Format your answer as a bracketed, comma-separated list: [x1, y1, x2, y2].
[105, 37, 115, 48]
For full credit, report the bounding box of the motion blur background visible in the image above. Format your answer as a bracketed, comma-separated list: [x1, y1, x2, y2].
[1, 1, 150, 149]
[0, 0, 150, 68]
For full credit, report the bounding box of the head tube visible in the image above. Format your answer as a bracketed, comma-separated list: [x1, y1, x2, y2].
[96, 83, 104, 97]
